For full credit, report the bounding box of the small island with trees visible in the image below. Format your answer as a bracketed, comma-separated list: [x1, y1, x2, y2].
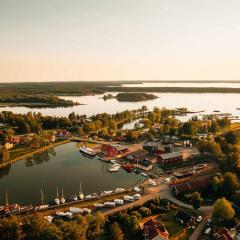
[103, 92, 158, 102]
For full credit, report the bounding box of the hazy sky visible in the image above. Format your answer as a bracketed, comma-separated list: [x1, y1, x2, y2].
[1, 0, 240, 82]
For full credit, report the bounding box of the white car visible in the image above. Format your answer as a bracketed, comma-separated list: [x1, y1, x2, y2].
[197, 216, 202, 222]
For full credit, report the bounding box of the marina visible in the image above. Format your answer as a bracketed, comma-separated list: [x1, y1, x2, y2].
[0, 142, 144, 206]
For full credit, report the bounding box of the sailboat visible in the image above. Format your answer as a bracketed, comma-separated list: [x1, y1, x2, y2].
[55, 188, 60, 205]
[79, 182, 84, 200]
[79, 142, 96, 157]
[60, 189, 65, 204]
[35, 188, 49, 210]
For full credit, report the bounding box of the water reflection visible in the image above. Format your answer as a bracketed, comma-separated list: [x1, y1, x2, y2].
[0, 165, 11, 178]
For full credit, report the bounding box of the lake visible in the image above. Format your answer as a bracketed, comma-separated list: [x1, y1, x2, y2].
[0, 142, 143, 205]
[1, 92, 240, 122]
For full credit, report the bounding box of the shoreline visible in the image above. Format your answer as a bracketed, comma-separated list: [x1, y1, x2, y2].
[0, 139, 70, 169]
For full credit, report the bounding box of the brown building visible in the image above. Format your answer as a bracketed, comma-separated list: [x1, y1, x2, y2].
[158, 152, 183, 165]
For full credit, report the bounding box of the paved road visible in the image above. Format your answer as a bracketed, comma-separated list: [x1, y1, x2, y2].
[189, 216, 211, 240]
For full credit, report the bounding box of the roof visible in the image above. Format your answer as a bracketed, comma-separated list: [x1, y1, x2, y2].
[143, 219, 169, 240]
[144, 141, 163, 147]
[213, 227, 233, 240]
[112, 144, 128, 151]
[127, 149, 148, 158]
[160, 152, 182, 160]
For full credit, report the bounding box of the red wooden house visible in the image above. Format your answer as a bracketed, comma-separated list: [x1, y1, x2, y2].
[101, 144, 128, 157]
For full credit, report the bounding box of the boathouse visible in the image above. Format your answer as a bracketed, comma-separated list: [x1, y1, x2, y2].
[126, 149, 148, 162]
[101, 144, 128, 157]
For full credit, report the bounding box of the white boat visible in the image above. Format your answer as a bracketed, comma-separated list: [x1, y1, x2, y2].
[114, 199, 124, 205]
[103, 190, 113, 195]
[79, 182, 84, 200]
[123, 195, 134, 202]
[93, 203, 104, 208]
[115, 188, 125, 193]
[69, 207, 83, 214]
[60, 189, 65, 204]
[72, 195, 78, 201]
[55, 188, 60, 205]
[85, 194, 94, 200]
[133, 194, 141, 200]
[35, 189, 49, 210]
[108, 164, 121, 172]
[104, 202, 116, 208]
[133, 186, 141, 192]
[110, 159, 116, 164]
[148, 179, 157, 186]
[79, 147, 96, 157]
[141, 172, 148, 177]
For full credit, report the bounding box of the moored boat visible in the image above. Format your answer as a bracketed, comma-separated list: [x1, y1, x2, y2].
[115, 188, 125, 193]
[55, 188, 60, 205]
[79, 181, 84, 200]
[79, 146, 96, 157]
[122, 164, 134, 173]
[60, 189, 65, 204]
[93, 203, 104, 208]
[108, 163, 121, 172]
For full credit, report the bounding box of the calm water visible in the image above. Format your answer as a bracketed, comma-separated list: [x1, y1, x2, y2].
[121, 82, 240, 88]
[1, 92, 240, 122]
[0, 142, 143, 205]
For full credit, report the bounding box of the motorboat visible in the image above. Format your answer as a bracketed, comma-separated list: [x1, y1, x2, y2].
[83, 208, 91, 214]
[133, 194, 141, 200]
[56, 211, 73, 219]
[110, 159, 116, 164]
[141, 172, 148, 177]
[44, 215, 54, 223]
[108, 164, 121, 172]
[79, 147, 96, 157]
[115, 188, 125, 193]
[123, 195, 134, 202]
[103, 190, 113, 195]
[72, 195, 78, 201]
[122, 164, 134, 173]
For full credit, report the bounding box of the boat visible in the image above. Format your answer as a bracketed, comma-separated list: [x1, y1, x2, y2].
[122, 164, 134, 173]
[79, 182, 84, 200]
[141, 172, 148, 177]
[93, 203, 104, 208]
[108, 164, 121, 172]
[79, 145, 96, 157]
[134, 169, 140, 174]
[72, 195, 78, 201]
[55, 188, 60, 205]
[110, 159, 117, 164]
[115, 188, 125, 193]
[60, 189, 65, 204]
[148, 179, 157, 186]
[35, 189, 49, 211]
[133, 186, 141, 192]
[69, 207, 83, 214]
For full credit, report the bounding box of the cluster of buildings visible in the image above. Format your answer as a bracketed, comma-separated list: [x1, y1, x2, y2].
[100, 141, 183, 171]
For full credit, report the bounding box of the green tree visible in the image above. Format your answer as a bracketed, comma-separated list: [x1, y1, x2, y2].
[0, 147, 9, 164]
[108, 222, 124, 240]
[191, 191, 203, 210]
[213, 197, 235, 221]
[222, 172, 239, 197]
[0, 216, 24, 240]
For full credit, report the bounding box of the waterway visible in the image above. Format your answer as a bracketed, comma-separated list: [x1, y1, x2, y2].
[0, 142, 143, 205]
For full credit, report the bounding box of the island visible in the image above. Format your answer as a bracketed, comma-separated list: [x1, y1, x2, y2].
[115, 92, 157, 102]
[0, 94, 80, 108]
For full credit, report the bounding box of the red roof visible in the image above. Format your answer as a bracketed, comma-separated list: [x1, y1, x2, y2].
[143, 219, 169, 240]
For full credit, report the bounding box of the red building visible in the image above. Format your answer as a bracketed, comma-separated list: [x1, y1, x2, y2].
[101, 144, 128, 157]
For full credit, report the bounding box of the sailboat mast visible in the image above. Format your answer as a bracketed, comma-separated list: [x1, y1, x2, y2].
[61, 188, 64, 198]
[41, 188, 44, 205]
[80, 182, 82, 192]
[5, 192, 9, 206]
[56, 188, 59, 198]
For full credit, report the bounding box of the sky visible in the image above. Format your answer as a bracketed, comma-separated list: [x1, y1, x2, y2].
[1, 0, 240, 82]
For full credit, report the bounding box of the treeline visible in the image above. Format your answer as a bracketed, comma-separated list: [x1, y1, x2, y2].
[0, 94, 79, 108]
[0, 197, 171, 240]
[115, 92, 157, 102]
